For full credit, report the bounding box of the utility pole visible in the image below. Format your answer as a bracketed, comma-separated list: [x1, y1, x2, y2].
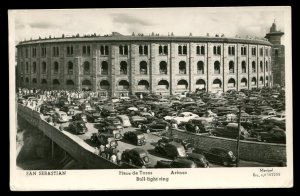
[236, 105, 242, 167]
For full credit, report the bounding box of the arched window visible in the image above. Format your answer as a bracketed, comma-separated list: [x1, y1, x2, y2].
[183, 45, 187, 55]
[242, 61, 246, 73]
[241, 78, 247, 87]
[213, 79, 222, 88]
[83, 61, 90, 75]
[25, 78, 29, 83]
[196, 79, 206, 89]
[53, 79, 60, 85]
[197, 61, 204, 74]
[138, 80, 149, 90]
[228, 78, 236, 87]
[178, 45, 182, 54]
[120, 61, 127, 75]
[252, 61, 256, 73]
[201, 46, 205, 55]
[158, 80, 169, 90]
[229, 61, 234, 73]
[196, 46, 200, 55]
[32, 62, 36, 73]
[119, 45, 123, 55]
[179, 61, 186, 74]
[251, 77, 257, 86]
[53, 62, 59, 74]
[159, 46, 163, 54]
[214, 61, 220, 74]
[140, 61, 147, 75]
[68, 61, 73, 74]
[42, 62, 46, 73]
[159, 61, 167, 74]
[118, 80, 129, 90]
[260, 61, 263, 72]
[139, 45, 143, 55]
[260, 76, 264, 85]
[177, 80, 188, 89]
[101, 61, 108, 75]
[32, 78, 37, 84]
[82, 80, 92, 91]
[100, 80, 110, 90]
[41, 79, 47, 85]
[265, 61, 268, 72]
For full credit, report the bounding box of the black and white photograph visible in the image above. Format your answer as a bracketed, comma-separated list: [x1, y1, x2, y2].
[9, 7, 293, 190]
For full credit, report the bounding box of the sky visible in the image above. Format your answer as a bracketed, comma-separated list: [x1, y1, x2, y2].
[10, 7, 288, 44]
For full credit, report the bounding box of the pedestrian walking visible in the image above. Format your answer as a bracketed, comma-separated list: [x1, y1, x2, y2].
[110, 154, 117, 164]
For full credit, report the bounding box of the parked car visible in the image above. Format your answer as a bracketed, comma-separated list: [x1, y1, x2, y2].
[256, 127, 286, 144]
[165, 112, 199, 125]
[186, 152, 209, 168]
[141, 119, 170, 133]
[99, 117, 123, 132]
[123, 131, 146, 146]
[40, 104, 56, 116]
[68, 121, 88, 134]
[130, 116, 148, 127]
[72, 113, 87, 123]
[121, 148, 150, 167]
[210, 123, 250, 140]
[155, 158, 197, 168]
[80, 103, 92, 111]
[193, 147, 236, 166]
[85, 110, 103, 123]
[59, 105, 75, 116]
[90, 132, 118, 147]
[184, 118, 213, 133]
[52, 111, 69, 123]
[154, 141, 187, 159]
[117, 115, 132, 127]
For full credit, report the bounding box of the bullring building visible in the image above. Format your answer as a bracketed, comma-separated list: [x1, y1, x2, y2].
[16, 30, 274, 97]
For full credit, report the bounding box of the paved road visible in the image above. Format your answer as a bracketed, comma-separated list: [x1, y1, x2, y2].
[46, 109, 274, 168]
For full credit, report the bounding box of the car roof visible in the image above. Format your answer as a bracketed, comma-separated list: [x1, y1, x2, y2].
[168, 142, 184, 148]
[187, 152, 205, 159]
[131, 148, 147, 154]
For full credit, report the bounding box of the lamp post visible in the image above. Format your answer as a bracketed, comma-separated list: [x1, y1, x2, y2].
[236, 105, 242, 167]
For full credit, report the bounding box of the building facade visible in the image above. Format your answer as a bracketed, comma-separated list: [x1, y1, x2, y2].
[16, 32, 273, 96]
[265, 21, 285, 87]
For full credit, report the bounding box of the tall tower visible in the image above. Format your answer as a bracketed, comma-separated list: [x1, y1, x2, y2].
[265, 20, 285, 87]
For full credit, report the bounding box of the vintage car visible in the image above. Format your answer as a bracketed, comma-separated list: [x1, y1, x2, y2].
[164, 112, 199, 125]
[121, 148, 150, 167]
[85, 110, 103, 123]
[130, 116, 148, 127]
[193, 147, 236, 166]
[68, 121, 88, 134]
[210, 123, 250, 140]
[117, 115, 132, 127]
[40, 104, 56, 116]
[155, 158, 197, 168]
[256, 127, 286, 144]
[154, 141, 187, 159]
[123, 131, 146, 146]
[99, 117, 123, 132]
[72, 113, 87, 123]
[186, 153, 210, 168]
[59, 105, 75, 116]
[90, 132, 118, 147]
[183, 118, 213, 133]
[52, 111, 69, 123]
[140, 119, 170, 133]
